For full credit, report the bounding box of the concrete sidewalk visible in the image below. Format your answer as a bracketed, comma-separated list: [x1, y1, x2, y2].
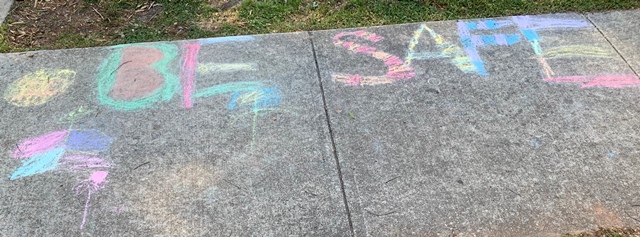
[0, 0, 12, 24]
[1, 9, 640, 236]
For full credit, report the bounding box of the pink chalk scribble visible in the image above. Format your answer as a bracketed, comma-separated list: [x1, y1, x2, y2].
[9, 127, 114, 229]
[75, 171, 109, 229]
[180, 42, 201, 109]
[13, 130, 68, 159]
[60, 155, 111, 170]
[544, 75, 640, 88]
[332, 30, 415, 86]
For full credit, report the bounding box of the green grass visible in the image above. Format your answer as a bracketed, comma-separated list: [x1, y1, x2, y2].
[111, 0, 217, 44]
[220, 0, 640, 35]
[0, 24, 10, 52]
[1, 0, 639, 52]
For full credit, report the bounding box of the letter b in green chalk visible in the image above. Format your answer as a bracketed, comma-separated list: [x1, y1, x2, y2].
[96, 44, 180, 111]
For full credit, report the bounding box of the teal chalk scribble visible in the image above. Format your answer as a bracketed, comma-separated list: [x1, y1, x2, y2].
[10, 147, 65, 180]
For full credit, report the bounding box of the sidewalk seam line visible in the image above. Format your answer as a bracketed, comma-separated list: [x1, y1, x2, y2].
[308, 31, 356, 237]
[585, 14, 640, 78]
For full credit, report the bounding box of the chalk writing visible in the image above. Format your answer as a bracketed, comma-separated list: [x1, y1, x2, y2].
[3, 69, 76, 107]
[197, 63, 258, 74]
[97, 43, 180, 111]
[405, 24, 476, 73]
[457, 19, 523, 75]
[332, 15, 640, 89]
[95, 36, 275, 111]
[180, 42, 201, 108]
[544, 75, 640, 88]
[332, 30, 415, 86]
[536, 46, 616, 59]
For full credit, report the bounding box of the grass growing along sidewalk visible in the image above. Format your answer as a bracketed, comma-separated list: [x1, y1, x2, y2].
[0, 0, 639, 53]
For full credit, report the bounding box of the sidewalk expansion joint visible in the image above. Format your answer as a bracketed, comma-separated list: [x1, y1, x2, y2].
[307, 31, 356, 237]
[585, 14, 640, 78]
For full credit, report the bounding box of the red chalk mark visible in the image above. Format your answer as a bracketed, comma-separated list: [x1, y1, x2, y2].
[110, 47, 165, 100]
[332, 31, 415, 86]
[13, 130, 69, 159]
[544, 75, 640, 88]
[180, 43, 201, 109]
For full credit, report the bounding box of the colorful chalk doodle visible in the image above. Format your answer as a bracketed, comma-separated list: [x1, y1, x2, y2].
[3, 69, 76, 107]
[10, 128, 113, 229]
[7, 104, 113, 229]
[332, 15, 640, 88]
[3, 35, 284, 230]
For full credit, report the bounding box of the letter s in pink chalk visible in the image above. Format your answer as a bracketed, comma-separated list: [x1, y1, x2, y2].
[332, 31, 415, 86]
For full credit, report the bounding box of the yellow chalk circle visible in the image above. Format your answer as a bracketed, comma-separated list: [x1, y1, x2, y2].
[3, 69, 76, 107]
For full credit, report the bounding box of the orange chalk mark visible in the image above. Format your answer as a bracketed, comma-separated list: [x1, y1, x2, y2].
[537, 57, 555, 79]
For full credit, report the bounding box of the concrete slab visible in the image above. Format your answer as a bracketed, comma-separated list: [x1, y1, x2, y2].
[0, 0, 11, 24]
[588, 10, 640, 76]
[313, 13, 640, 236]
[0, 33, 350, 235]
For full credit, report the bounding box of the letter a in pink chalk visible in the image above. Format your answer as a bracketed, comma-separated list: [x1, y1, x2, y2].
[332, 30, 415, 86]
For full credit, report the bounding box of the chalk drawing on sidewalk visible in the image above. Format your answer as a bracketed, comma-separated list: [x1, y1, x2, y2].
[3, 69, 76, 107]
[97, 43, 180, 111]
[197, 63, 258, 74]
[457, 16, 640, 87]
[59, 106, 96, 124]
[9, 108, 113, 229]
[543, 75, 640, 88]
[180, 42, 201, 108]
[535, 46, 616, 59]
[331, 15, 640, 89]
[332, 30, 415, 86]
[95, 38, 283, 150]
[405, 24, 477, 74]
[96, 36, 278, 112]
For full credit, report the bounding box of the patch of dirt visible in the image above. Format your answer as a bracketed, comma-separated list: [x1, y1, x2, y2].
[204, 0, 241, 11]
[198, 9, 244, 31]
[198, 0, 247, 31]
[4, 0, 161, 49]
